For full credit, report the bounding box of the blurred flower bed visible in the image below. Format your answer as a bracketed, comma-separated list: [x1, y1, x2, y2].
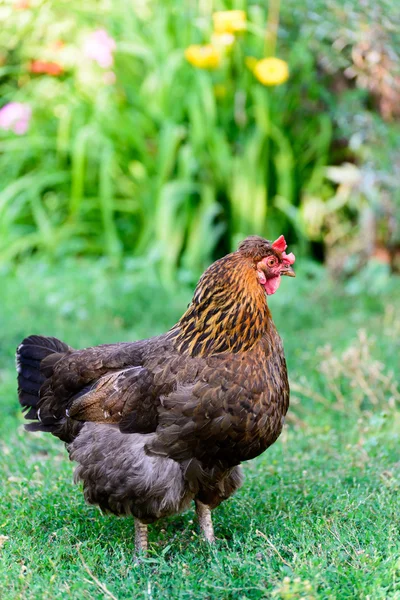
[0, 0, 399, 282]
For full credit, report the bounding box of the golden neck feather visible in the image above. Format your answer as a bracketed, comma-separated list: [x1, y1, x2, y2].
[173, 253, 271, 357]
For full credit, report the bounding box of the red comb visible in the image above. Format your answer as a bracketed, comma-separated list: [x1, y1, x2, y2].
[272, 235, 287, 252]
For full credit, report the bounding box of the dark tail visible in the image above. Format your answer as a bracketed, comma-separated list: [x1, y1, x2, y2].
[16, 335, 70, 423]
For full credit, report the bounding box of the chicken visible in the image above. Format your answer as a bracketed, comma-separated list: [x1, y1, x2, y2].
[16, 235, 295, 552]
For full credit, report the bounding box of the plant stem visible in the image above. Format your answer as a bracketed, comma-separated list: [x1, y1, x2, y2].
[264, 0, 281, 57]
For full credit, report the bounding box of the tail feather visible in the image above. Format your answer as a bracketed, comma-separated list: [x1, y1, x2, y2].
[24, 407, 39, 420]
[17, 335, 69, 360]
[17, 335, 70, 419]
[25, 422, 57, 433]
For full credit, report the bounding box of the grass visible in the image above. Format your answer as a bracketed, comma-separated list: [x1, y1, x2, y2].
[0, 258, 399, 599]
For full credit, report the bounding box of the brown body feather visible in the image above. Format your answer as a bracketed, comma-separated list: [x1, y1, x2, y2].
[16, 236, 291, 521]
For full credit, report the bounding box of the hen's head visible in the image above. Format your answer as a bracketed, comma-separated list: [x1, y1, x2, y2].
[176, 234, 295, 356]
[238, 235, 295, 295]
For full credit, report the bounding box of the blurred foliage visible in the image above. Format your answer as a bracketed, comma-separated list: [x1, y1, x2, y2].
[0, 0, 399, 281]
[280, 0, 400, 275]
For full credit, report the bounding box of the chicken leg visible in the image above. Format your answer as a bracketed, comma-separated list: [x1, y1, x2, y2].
[134, 518, 148, 553]
[195, 500, 215, 543]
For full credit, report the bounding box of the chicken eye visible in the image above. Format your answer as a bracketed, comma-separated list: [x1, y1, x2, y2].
[267, 257, 277, 267]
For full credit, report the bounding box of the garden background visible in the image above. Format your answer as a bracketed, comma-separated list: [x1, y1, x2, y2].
[0, 0, 399, 598]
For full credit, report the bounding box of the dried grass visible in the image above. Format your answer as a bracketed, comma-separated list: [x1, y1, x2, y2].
[291, 326, 399, 414]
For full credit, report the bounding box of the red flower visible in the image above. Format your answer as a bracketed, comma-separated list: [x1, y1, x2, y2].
[29, 60, 63, 76]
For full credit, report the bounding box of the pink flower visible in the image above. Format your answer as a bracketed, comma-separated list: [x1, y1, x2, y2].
[0, 102, 31, 135]
[83, 29, 116, 68]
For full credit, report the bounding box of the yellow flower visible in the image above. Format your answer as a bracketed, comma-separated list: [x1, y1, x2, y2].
[184, 44, 220, 69]
[212, 10, 246, 34]
[211, 32, 235, 49]
[253, 57, 289, 86]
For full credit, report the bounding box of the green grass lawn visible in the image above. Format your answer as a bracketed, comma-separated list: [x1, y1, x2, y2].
[1, 259, 399, 599]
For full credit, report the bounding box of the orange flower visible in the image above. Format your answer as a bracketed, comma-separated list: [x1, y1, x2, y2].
[14, 0, 30, 9]
[29, 60, 64, 76]
[50, 40, 65, 51]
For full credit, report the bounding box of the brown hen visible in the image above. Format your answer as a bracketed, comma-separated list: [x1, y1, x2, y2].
[16, 235, 295, 552]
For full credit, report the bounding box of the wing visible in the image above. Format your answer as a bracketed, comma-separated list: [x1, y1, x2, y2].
[36, 338, 161, 430]
[67, 366, 158, 432]
[49, 341, 147, 403]
[146, 344, 288, 466]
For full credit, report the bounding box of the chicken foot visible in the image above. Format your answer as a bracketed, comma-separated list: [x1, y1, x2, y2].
[134, 518, 148, 553]
[195, 500, 215, 543]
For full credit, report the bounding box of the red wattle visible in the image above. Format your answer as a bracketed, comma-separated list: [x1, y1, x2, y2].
[264, 275, 281, 295]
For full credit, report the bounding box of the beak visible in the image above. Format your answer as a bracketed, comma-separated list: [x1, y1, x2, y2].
[281, 265, 296, 277]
